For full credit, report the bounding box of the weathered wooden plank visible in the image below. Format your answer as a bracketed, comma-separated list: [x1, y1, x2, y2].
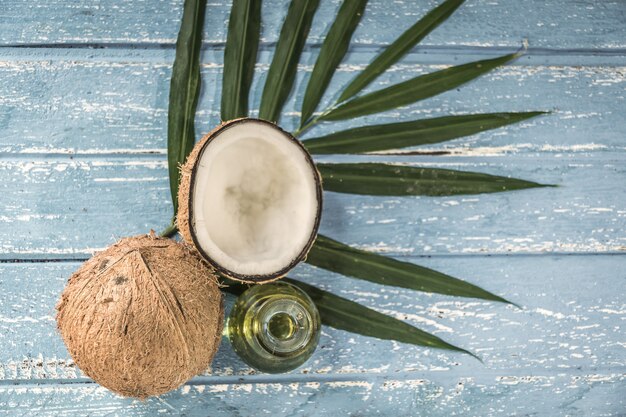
[0, 1, 623, 414]
[0, 255, 624, 378]
[1, 0, 625, 50]
[0, 373, 624, 417]
[0, 154, 624, 257]
[0, 51, 624, 154]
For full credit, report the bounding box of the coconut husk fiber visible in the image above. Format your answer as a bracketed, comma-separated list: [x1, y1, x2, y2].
[56, 234, 223, 398]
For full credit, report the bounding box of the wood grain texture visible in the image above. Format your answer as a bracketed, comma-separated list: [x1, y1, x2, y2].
[0, 0, 625, 414]
[0, 256, 624, 414]
[1, 256, 625, 375]
[1, 50, 625, 153]
[0, 154, 624, 257]
[0, 374, 624, 417]
[1, 0, 625, 49]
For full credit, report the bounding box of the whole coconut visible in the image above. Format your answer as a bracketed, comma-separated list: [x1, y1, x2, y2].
[56, 234, 223, 398]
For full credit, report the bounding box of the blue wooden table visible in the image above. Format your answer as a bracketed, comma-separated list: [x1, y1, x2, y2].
[1, 0, 625, 415]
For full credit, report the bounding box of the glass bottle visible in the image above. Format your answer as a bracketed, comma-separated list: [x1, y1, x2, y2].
[226, 281, 320, 373]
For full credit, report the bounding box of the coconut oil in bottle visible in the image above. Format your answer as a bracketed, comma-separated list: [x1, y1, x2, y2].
[226, 282, 320, 373]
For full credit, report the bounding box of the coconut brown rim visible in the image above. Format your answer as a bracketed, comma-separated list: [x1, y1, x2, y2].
[177, 118, 323, 284]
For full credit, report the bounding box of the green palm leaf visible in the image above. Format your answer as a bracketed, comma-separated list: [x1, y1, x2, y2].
[285, 279, 476, 357]
[300, 0, 368, 126]
[167, 0, 206, 218]
[338, 0, 465, 102]
[221, 0, 262, 120]
[307, 235, 511, 303]
[304, 112, 546, 154]
[221, 278, 476, 357]
[317, 163, 550, 196]
[163, 0, 539, 351]
[321, 52, 519, 122]
[259, 0, 320, 122]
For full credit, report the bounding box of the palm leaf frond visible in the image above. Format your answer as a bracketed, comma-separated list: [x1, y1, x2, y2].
[338, 0, 466, 102]
[164, 0, 542, 352]
[259, 0, 320, 122]
[304, 112, 546, 154]
[321, 53, 520, 122]
[285, 278, 478, 358]
[307, 235, 512, 304]
[221, 0, 262, 120]
[300, 0, 368, 126]
[221, 278, 477, 358]
[166, 0, 207, 218]
[317, 162, 551, 196]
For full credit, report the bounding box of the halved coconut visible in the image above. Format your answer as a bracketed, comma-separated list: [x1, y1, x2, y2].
[178, 118, 322, 283]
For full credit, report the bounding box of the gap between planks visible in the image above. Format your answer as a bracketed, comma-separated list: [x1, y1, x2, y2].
[1, 251, 625, 264]
[0, 366, 624, 388]
[1, 147, 625, 161]
[1, 45, 626, 67]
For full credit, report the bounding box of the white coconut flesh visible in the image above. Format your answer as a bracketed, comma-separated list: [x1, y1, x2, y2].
[191, 120, 321, 279]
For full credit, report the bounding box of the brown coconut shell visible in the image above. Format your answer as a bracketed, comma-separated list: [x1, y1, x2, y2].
[56, 234, 223, 398]
[177, 118, 323, 284]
